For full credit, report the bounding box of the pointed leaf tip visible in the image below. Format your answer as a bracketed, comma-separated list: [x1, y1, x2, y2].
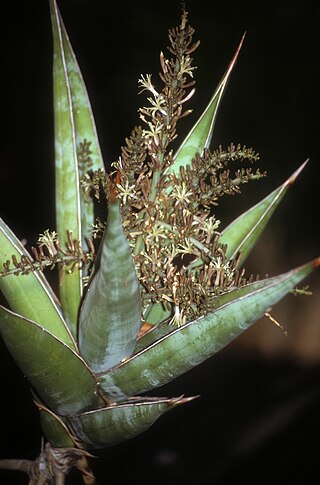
[287, 159, 309, 186]
[50, 0, 105, 334]
[220, 160, 311, 262]
[171, 395, 200, 407]
[70, 397, 179, 448]
[99, 258, 317, 400]
[313, 257, 320, 268]
[167, 34, 245, 176]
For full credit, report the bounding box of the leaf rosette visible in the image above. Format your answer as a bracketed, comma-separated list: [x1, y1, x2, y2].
[0, 0, 318, 453]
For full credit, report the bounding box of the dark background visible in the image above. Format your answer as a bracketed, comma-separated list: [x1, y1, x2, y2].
[0, 1, 319, 484]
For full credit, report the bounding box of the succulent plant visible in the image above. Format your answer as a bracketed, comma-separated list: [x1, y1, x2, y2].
[0, 1, 318, 483]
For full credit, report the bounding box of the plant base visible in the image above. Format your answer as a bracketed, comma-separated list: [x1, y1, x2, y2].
[0, 442, 96, 484]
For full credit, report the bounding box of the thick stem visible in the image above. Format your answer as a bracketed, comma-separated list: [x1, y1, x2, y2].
[0, 443, 97, 485]
[0, 458, 33, 474]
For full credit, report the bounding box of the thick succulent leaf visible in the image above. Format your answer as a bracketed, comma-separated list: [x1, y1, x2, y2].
[51, 0, 100, 333]
[37, 403, 77, 448]
[0, 218, 75, 349]
[99, 259, 319, 400]
[0, 306, 102, 416]
[79, 199, 142, 373]
[134, 323, 173, 354]
[70, 396, 192, 449]
[166, 34, 245, 175]
[220, 161, 309, 261]
[53, 0, 105, 245]
[134, 273, 290, 354]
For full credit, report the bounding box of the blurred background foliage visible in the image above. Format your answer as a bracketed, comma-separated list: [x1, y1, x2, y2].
[0, 1, 319, 483]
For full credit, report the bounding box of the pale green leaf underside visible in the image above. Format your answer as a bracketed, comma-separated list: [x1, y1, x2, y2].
[0, 218, 75, 349]
[0, 306, 101, 416]
[99, 259, 318, 400]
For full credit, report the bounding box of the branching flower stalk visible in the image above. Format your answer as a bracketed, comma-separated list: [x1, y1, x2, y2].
[1, 230, 94, 282]
[0, 1, 318, 483]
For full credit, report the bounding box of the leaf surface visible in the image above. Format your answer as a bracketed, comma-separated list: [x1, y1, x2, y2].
[37, 404, 76, 448]
[0, 218, 75, 349]
[166, 34, 245, 175]
[79, 199, 141, 373]
[49, 0, 104, 334]
[99, 259, 319, 400]
[220, 161, 309, 261]
[70, 396, 192, 448]
[56, 1, 105, 243]
[143, 302, 172, 326]
[0, 306, 101, 415]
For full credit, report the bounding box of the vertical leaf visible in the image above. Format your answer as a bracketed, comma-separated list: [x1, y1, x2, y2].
[79, 198, 142, 373]
[49, 0, 104, 335]
[166, 34, 245, 175]
[56, 4, 105, 244]
[50, 0, 81, 333]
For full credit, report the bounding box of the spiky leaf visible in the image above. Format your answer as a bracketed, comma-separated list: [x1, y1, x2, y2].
[0, 306, 102, 416]
[166, 34, 245, 175]
[99, 259, 319, 400]
[50, 0, 104, 334]
[70, 397, 192, 448]
[220, 161, 309, 261]
[0, 218, 75, 349]
[79, 198, 141, 373]
[54, 0, 105, 243]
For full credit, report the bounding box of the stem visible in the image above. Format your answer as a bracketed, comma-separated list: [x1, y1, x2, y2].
[0, 443, 97, 485]
[0, 458, 33, 474]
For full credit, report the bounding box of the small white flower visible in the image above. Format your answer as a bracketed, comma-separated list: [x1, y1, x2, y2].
[138, 74, 159, 97]
[170, 182, 193, 206]
[116, 180, 138, 204]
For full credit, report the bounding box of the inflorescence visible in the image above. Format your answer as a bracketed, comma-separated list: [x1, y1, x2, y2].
[1, 9, 266, 326]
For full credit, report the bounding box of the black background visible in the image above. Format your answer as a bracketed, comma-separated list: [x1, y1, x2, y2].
[0, 1, 319, 484]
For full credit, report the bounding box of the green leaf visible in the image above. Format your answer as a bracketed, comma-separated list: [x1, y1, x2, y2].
[144, 302, 172, 326]
[0, 306, 102, 416]
[99, 259, 319, 401]
[166, 34, 245, 175]
[54, 1, 105, 244]
[70, 396, 193, 448]
[134, 323, 173, 355]
[50, 0, 104, 334]
[37, 403, 77, 448]
[0, 218, 75, 350]
[79, 199, 142, 373]
[220, 161, 309, 261]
